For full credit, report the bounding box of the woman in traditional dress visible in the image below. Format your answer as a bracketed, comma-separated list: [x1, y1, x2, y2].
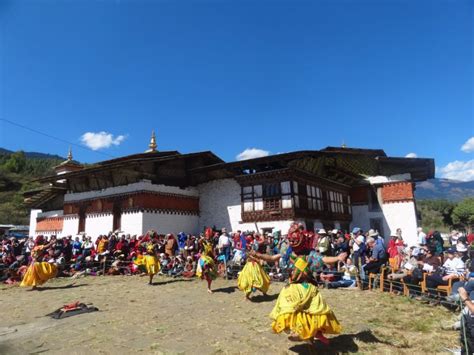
[237, 235, 270, 300]
[20, 236, 58, 290]
[196, 228, 217, 294]
[250, 224, 346, 344]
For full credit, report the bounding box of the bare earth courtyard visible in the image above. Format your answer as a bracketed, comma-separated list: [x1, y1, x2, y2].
[0, 276, 458, 354]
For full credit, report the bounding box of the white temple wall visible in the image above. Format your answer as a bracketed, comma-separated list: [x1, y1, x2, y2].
[64, 180, 199, 202]
[121, 211, 144, 236]
[142, 211, 199, 235]
[29, 209, 42, 237]
[351, 203, 418, 245]
[62, 215, 79, 237]
[236, 220, 295, 235]
[85, 213, 113, 240]
[382, 201, 418, 247]
[198, 178, 242, 232]
[351, 205, 387, 238]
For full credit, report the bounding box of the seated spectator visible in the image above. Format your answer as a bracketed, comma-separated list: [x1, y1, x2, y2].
[425, 248, 465, 301]
[361, 236, 387, 284]
[327, 257, 358, 289]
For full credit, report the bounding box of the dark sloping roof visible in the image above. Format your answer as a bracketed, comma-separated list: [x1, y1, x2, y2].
[36, 151, 224, 183]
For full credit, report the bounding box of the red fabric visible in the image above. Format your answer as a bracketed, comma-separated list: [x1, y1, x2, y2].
[387, 239, 404, 258]
[468, 234, 474, 244]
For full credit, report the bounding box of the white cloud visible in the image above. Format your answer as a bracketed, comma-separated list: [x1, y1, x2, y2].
[461, 137, 474, 153]
[438, 159, 474, 182]
[417, 181, 436, 190]
[405, 152, 418, 158]
[236, 148, 270, 161]
[80, 131, 126, 150]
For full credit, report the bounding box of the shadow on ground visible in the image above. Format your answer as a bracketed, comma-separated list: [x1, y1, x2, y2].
[289, 330, 403, 354]
[212, 286, 237, 294]
[35, 284, 88, 291]
[151, 279, 193, 286]
[251, 293, 279, 303]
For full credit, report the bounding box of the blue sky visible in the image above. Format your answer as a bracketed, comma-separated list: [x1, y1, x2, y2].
[1, 0, 473, 180]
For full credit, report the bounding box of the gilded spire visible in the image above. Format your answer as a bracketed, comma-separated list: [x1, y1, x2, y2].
[67, 146, 73, 161]
[148, 130, 157, 152]
[341, 140, 347, 149]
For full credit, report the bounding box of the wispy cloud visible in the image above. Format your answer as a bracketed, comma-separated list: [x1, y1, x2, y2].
[461, 137, 474, 153]
[236, 148, 270, 161]
[80, 131, 126, 150]
[438, 160, 474, 182]
[405, 152, 417, 158]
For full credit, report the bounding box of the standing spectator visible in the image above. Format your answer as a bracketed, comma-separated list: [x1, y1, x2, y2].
[317, 229, 330, 256]
[417, 227, 427, 246]
[165, 234, 177, 257]
[387, 234, 404, 272]
[218, 228, 231, 262]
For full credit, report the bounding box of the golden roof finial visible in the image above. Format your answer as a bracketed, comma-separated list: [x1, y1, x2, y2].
[148, 130, 157, 152]
[67, 146, 73, 161]
[341, 140, 347, 148]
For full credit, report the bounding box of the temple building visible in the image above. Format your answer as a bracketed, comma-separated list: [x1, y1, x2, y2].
[24, 133, 434, 246]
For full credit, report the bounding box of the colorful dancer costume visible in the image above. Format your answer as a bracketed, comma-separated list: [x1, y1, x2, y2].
[196, 228, 217, 293]
[144, 243, 161, 285]
[251, 224, 346, 344]
[237, 242, 270, 300]
[21, 237, 58, 289]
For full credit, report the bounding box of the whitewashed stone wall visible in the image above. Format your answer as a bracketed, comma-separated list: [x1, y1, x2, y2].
[29, 209, 42, 237]
[85, 213, 113, 239]
[198, 179, 242, 231]
[121, 211, 144, 236]
[142, 211, 199, 235]
[351, 203, 418, 246]
[64, 180, 198, 202]
[198, 179, 296, 234]
[62, 215, 79, 237]
[382, 201, 418, 246]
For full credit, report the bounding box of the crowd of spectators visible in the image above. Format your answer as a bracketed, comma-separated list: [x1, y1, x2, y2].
[1, 227, 473, 300]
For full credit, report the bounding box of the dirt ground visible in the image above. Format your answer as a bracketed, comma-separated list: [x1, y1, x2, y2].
[0, 275, 459, 354]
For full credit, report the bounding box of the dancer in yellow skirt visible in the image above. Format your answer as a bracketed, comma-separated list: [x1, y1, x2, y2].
[21, 236, 58, 290]
[250, 223, 347, 345]
[196, 228, 217, 294]
[237, 251, 270, 300]
[144, 243, 160, 285]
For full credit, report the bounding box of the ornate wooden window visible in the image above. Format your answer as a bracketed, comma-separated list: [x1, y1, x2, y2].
[242, 185, 263, 212]
[262, 182, 281, 211]
[306, 185, 324, 211]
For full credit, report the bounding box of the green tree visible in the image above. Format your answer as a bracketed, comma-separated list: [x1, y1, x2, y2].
[3, 151, 26, 173]
[452, 198, 474, 233]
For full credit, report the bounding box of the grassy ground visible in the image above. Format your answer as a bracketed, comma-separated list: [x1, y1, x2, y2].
[0, 275, 459, 354]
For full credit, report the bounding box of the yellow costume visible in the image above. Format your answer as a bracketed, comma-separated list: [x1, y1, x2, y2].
[237, 260, 270, 295]
[270, 282, 341, 339]
[20, 246, 57, 287]
[196, 241, 217, 280]
[144, 245, 160, 275]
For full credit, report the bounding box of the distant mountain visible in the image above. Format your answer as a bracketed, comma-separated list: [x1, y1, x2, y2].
[416, 178, 474, 201]
[0, 147, 64, 160]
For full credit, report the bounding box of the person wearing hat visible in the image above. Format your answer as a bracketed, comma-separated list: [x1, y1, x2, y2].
[317, 229, 330, 256]
[360, 236, 387, 286]
[425, 248, 465, 300]
[350, 228, 366, 270]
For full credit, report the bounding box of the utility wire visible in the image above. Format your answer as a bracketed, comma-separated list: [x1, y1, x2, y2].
[0, 118, 115, 158]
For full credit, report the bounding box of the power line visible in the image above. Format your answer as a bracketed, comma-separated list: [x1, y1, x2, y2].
[0, 118, 116, 158]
